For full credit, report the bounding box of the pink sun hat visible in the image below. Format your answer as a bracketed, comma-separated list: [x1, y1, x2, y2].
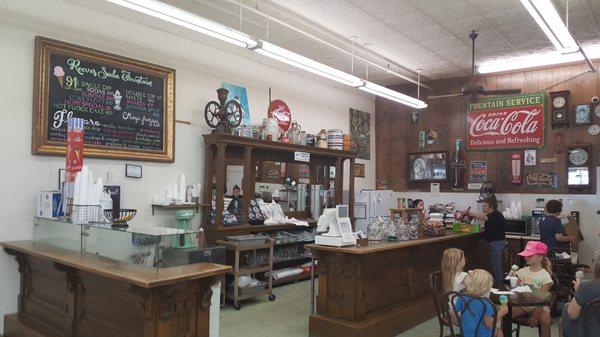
[518, 241, 548, 257]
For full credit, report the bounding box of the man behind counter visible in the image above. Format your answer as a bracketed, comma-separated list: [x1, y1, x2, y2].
[227, 185, 243, 215]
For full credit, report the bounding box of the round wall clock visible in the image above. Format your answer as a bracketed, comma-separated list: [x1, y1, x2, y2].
[568, 148, 589, 166]
[553, 96, 566, 108]
[413, 158, 427, 179]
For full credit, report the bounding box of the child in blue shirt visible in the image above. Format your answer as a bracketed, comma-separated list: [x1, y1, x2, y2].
[451, 269, 508, 337]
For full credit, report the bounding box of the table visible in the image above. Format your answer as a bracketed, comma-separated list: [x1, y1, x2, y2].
[306, 232, 486, 337]
[490, 286, 553, 337]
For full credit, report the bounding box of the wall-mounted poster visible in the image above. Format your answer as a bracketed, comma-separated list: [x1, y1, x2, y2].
[466, 93, 545, 150]
[355, 163, 365, 178]
[32, 36, 175, 162]
[524, 149, 537, 166]
[427, 129, 439, 146]
[222, 82, 250, 125]
[349, 108, 370, 160]
[408, 152, 448, 182]
[469, 161, 488, 183]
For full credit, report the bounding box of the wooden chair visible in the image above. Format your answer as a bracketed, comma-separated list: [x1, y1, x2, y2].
[503, 246, 519, 271]
[429, 271, 453, 337]
[582, 298, 600, 337]
[447, 292, 497, 337]
[511, 274, 558, 337]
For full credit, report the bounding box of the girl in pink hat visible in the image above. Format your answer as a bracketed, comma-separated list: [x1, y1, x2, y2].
[513, 241, 553, 337]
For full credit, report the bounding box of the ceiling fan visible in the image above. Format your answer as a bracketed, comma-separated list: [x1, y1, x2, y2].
[427, 30, 522, 101]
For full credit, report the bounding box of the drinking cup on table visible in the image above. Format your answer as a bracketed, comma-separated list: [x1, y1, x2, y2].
[509, 276, 518, 288]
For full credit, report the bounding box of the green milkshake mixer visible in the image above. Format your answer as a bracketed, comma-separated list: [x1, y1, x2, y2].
[171, 209, 198, 249]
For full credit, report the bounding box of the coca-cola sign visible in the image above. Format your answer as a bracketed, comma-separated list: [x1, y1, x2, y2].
[467, 93, 545, 150]
[268, 99, 292, 131]
[524, 172, 557, 188]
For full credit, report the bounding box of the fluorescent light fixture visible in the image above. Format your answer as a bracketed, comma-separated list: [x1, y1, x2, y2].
[252, 41, 363, 87]
[520, 0, 578, 53]
[478, 45, 600, 74]
[359, 81, 428, 109]
[105, 0, 257, 48]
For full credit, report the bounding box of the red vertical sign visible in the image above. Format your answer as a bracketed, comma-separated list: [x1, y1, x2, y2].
[66, 118, 85, 182]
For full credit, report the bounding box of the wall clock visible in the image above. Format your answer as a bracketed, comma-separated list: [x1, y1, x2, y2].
[566, 145, 592, 191]
[549, 91, 570, 128]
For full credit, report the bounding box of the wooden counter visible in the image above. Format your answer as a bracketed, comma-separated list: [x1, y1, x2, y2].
[306, 232, 485, 337]
[2, 240, 231, 337]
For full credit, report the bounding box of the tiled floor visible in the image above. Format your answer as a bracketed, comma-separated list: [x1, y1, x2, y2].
[220, 280, 561, 337]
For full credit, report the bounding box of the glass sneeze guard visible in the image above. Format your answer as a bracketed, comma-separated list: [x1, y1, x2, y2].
[33, 217, 202, 270]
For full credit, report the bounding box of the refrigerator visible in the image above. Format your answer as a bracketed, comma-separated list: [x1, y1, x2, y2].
[354, 190, 399, 233]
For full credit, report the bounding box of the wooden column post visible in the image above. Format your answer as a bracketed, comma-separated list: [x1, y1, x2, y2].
[202, 143, 213, 228]
[334, 157, 343, 205]
[242, 146, 254, 221]
[214, 144, 226, 227]
[349, 157, 355, 222]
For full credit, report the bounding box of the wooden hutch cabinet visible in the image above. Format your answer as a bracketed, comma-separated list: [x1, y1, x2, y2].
[201, 134, 356, 243]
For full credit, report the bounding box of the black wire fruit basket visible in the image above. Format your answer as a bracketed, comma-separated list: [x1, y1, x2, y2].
[103, 209, 137, 227]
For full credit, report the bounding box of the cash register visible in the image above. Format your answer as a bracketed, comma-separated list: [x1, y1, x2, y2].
[314, 205, 356, 247]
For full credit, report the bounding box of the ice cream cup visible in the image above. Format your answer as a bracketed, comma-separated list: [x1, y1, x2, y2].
[509, 276, 518, 288]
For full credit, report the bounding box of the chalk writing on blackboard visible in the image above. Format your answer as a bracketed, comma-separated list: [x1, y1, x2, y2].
[33, 36, 175, 162]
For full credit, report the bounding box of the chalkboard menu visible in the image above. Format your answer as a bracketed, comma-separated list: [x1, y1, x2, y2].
[32, 36, 175, 162]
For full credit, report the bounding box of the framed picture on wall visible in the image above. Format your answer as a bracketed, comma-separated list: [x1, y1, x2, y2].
[355, 163, 365, 178]
[408, 151, 448, 182]
[574, 104, 592, 126]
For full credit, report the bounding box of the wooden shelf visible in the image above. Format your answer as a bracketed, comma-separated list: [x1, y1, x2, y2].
[214, 221, 317, 233]
[275, 240, 315, 247]
[231, 265, 271, 276]
[203, 134, 356, 158]
[273, 255, 312, 264]
[272, 272, 313, 286]
[151, 203, 209, 215]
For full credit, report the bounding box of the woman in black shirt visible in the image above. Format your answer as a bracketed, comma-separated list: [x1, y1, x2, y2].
[466, 197, 506, 287]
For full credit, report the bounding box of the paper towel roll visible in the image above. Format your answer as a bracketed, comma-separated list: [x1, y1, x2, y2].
[178, 174, 186, 201]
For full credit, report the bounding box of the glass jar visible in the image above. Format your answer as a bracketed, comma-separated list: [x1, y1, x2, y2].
[384, 218, 399, 242]
[316, 129, 328, 148]
[367, 217, 385, 241]
[300, 131, 307, 146]
[408, 215, 420, 240]
[396, 217, 408, 240]
[288, 121, 302, 145]
[265, 118, 279, 141]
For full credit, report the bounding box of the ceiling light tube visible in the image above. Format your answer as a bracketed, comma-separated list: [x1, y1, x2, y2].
[478, 45, 600, 74]
[520, 0, 578, 53]
[252, 41, 363, 87]
[359, 81, 428, 109]
[105, 0, 258, 48]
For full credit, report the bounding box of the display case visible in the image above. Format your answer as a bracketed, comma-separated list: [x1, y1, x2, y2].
[33, 217, 206, 270]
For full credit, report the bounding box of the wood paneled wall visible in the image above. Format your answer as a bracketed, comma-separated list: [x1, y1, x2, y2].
[376, 61, 600, 194]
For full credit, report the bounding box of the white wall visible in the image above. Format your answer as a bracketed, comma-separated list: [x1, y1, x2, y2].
[394, 173, 600, 266]
[0, 0, 375, 328]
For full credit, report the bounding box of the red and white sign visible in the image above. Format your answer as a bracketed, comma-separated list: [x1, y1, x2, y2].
[268, 99, 292, 131]
[466, 94, 545, 150]
[511, 153, 523, 185]
[65, 118, 85, 182]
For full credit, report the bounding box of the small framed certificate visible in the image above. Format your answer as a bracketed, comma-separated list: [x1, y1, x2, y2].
[125, 164, 142, 178]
